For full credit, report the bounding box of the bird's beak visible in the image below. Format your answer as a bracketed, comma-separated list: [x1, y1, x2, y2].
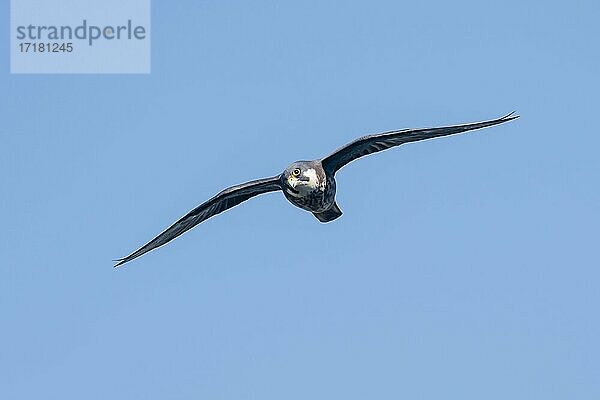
[287, 176, 298, 188]
[286, 176, 300, 194]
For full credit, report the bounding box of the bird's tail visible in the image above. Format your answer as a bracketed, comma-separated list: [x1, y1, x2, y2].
[313, 202, 343, 223]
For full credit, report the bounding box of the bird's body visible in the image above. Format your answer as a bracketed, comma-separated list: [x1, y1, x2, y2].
[115, 113, 519, 267]
[281, 160, 336, 214]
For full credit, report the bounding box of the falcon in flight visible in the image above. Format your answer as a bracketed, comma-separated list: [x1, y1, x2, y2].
[115, 112, 518, 267]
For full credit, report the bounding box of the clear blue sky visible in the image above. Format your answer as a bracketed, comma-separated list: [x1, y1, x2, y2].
[1, 1, 598, 399]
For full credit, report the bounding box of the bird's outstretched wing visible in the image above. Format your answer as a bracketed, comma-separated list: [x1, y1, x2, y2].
[321, 112, 519, 174]
[114, 176, 282, 267]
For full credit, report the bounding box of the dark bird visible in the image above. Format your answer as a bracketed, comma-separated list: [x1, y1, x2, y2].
[114, 112, 518, 267]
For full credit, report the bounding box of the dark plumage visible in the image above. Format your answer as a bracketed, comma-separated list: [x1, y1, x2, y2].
[115, 112, 518, 267]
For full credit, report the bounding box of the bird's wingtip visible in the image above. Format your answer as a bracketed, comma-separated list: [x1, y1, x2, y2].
[501, 111, 520, 121]
[112, 258, 128, 268]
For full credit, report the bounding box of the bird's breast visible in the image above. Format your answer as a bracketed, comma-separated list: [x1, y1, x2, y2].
[284, 174, 336, 213]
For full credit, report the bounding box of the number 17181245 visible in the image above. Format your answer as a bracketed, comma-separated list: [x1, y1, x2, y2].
[19, 42, 73, 53]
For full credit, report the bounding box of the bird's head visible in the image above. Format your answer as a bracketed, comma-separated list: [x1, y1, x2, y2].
[282, 161, 321, 196]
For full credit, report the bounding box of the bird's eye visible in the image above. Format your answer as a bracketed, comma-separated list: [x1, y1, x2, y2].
[292, 168, 301, 177]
